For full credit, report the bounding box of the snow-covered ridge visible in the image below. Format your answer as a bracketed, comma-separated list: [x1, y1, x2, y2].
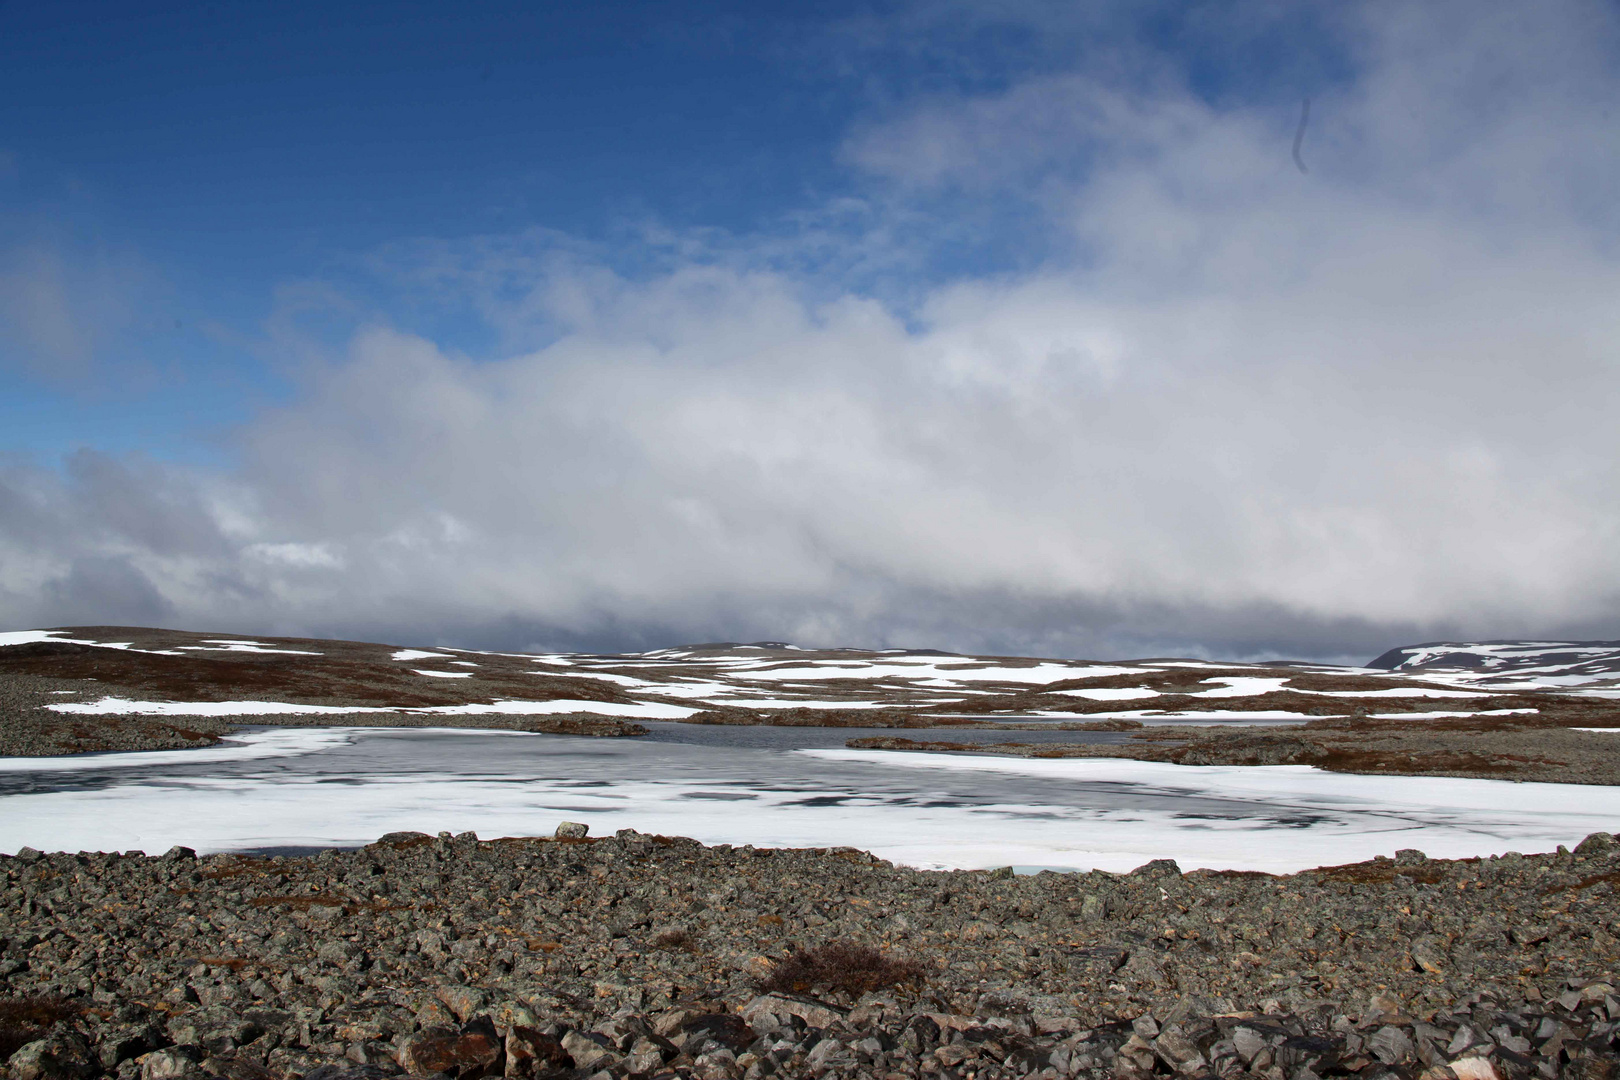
[4, 626, 1618, 724]
[1367, 640, 1620, 691]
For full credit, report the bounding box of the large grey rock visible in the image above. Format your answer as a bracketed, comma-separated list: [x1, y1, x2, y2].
[740, 995, 844, 1031]
[139, 1047, 205, 1080]
[557, 1031, 613, 1071]
[434, 986, 488, 1024]
[1366, 1025, 1414, 1065]
[8, 1033, 97, 1080]
[1151, 1025, 1206, 1074]
[397, 1024, 501, 1078]
[501, 1028, 571, 1079]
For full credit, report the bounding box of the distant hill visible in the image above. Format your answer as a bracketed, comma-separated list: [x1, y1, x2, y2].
[1366, 640, 1620, 690]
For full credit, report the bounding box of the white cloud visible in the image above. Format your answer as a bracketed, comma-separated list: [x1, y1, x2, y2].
[3, 2, 1620, 660]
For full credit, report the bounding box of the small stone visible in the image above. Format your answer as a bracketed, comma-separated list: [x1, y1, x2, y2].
[503, 1027, 572, 1078]
[692, 1047, 740, 1080]
[208, 1057, 282, 1080]
[679, 1015, 755, 1053]
[1151, 1025, 1206, 1074]
[1581, 982, 1616, 1003]
[1367, 1025, 1415, 1065]
[554, 822, 588, 839]
[1411, 936, 1449, 975]
[622, 1038, 668, 1075]
[740, 995, 844, 1031]
[434, 986, 489, 1023]
[558, 1031, 615, 1071]
[140, 1048, 206, 1080]
[1034, 1014, 1082, 1035]
[1231, 1027, 1267, 1064]
[1129, 859, 1181, 878]
[1446, 1025, 1484, 1056]
[1367, 993, 1409, 1021]
[1450, 1057, 1501, 1080]
[651, 1008, 706, 1038]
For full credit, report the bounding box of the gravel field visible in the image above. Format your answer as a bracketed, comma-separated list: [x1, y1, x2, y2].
[5, 829, 1620, 1079]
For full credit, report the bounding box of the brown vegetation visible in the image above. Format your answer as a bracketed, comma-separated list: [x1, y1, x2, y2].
[757, 942, 927, 997]
[0, 995, 82, 1060]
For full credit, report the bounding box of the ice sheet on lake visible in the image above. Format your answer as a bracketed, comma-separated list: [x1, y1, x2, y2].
[0, 728, 356, 772]
[422, 700, 698, 719]
[414, 669, 473, 679]
[803, 749, 1620, 871]
[4, 726, 1616, 874]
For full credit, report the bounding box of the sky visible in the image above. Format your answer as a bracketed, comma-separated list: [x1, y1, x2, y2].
[2, 0, 1619, 662]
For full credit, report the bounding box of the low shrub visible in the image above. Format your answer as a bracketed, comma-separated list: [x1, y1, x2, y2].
[653, 928, 695, 951]
[758, 942, 926, 996]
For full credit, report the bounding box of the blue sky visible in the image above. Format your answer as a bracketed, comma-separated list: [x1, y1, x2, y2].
[2, 1, 1619, 658]
[0, 1, 1362, 462]
[1, 0, 881, 458]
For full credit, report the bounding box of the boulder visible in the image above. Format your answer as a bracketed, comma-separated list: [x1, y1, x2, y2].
[501, 1028, 571, 1079]
[139, 1047, 206, 1080]
[7, 1033, 97, 1080]
[397, 1023, 502, 1079]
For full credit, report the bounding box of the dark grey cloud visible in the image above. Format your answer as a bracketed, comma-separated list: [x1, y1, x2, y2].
[3, 1, 1620, 661]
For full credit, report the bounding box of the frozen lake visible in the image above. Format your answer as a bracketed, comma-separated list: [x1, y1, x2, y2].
[3, 723, 1619, 874]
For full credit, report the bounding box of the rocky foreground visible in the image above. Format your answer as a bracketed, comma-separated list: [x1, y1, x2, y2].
[6, 831, 1620, 1080]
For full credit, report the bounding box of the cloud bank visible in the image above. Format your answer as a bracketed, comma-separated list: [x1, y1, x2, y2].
[4, 2, 1620, 661]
